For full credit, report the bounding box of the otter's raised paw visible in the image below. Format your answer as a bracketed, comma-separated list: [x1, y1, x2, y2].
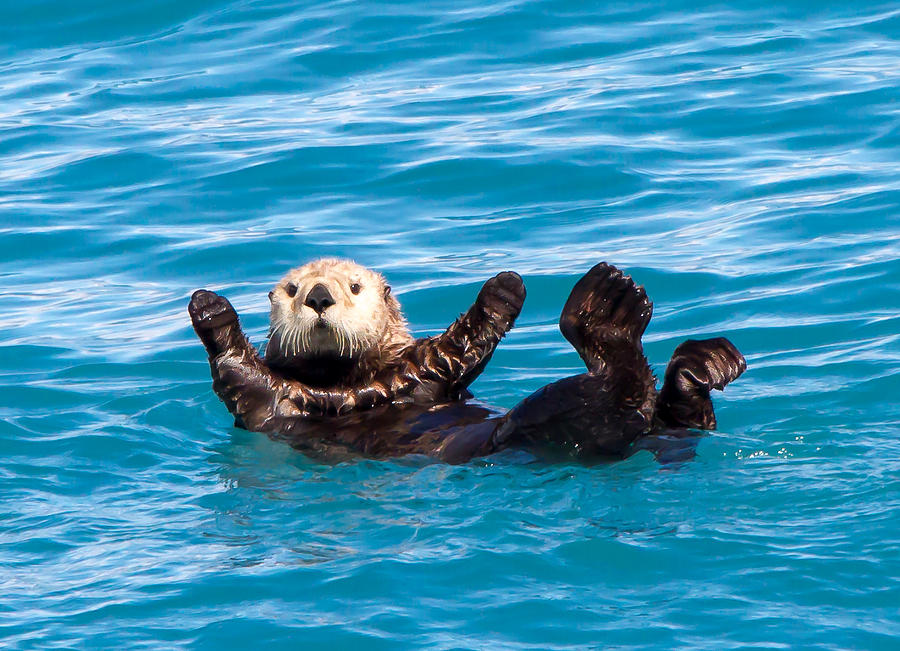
[560, 262, 653, 349]
[666, 337, 747, 393]
[477, 271, 526, 324]
[657, 337, 746, 430]
[189, 289, 238, 330]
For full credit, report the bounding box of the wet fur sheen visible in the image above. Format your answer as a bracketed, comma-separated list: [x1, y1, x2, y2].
[189, 261, 747, 463]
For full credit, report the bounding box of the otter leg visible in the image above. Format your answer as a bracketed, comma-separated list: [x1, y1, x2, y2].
[656, 338, 746, 430]
[559, 262, 657, 424]
[490, 263, 657, 460]
[491, 373, 652, 460]
[413, 271, 526, 394]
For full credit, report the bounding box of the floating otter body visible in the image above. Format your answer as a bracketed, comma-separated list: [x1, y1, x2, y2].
[189, 260, 746, 463]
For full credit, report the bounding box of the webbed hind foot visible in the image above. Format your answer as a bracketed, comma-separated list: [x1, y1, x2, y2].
[559, 262, 653, 374]
[656, 337, 746, 430]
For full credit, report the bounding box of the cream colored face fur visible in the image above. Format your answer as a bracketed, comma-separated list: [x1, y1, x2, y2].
[268, 258, 411, 359]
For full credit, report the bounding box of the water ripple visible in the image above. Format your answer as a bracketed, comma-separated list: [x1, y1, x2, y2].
[2, 0, 900, 648]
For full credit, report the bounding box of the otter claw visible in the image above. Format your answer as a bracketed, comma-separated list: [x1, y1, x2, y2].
[189, 289, 238, 330]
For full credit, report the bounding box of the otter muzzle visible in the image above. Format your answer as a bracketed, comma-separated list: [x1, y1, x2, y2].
[304, 283, 335, 314]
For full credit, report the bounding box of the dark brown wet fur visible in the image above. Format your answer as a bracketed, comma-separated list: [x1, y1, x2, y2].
[492, 263, 657, 458]
[189, 263, 746, 463]
[189, 271, 527, 424]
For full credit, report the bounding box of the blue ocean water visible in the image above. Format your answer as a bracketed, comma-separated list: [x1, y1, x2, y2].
[2, 0, 899, 647]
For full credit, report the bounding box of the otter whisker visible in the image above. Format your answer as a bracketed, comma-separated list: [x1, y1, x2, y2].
[282, 325, 291, 357]
[277, 325, 287, 356]
[282, 327, 289, 357]
[279, 326, 288, 357]
[290, 325, 300, 357]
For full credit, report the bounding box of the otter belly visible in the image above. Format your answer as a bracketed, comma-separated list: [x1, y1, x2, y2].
[269, 400, 504, 463]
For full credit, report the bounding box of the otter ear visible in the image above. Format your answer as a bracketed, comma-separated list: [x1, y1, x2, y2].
[268, 290, 275, 302]
[383, 285, 392, 299]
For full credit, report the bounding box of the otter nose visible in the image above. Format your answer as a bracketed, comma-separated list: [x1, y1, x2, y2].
[304, 283, 335, 314]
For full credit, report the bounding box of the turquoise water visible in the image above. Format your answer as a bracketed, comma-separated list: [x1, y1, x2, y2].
[2, 0, 899, 647]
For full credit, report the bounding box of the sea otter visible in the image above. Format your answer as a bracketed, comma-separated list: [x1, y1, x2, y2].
[189, 260, 746, 463]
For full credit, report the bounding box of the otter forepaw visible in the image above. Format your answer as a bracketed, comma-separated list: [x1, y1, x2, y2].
[189, 289, 238, 330]
[477, 271, 526, 324]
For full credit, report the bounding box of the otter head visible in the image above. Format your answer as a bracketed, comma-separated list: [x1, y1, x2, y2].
[265, 258, 412, 368]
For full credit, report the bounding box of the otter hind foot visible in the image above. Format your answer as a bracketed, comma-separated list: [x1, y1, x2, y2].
[558, 262, 653, 373]
[656, 337, 747, 430]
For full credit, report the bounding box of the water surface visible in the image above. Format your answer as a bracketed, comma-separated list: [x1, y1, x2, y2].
[2, 1, 899, 648]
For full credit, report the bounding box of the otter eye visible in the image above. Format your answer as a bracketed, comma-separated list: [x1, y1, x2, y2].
[285, 283, 298, 297]
[350, 282, 361, 295]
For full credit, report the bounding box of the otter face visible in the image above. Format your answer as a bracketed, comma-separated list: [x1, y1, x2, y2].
[267, 258, 408, 360]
